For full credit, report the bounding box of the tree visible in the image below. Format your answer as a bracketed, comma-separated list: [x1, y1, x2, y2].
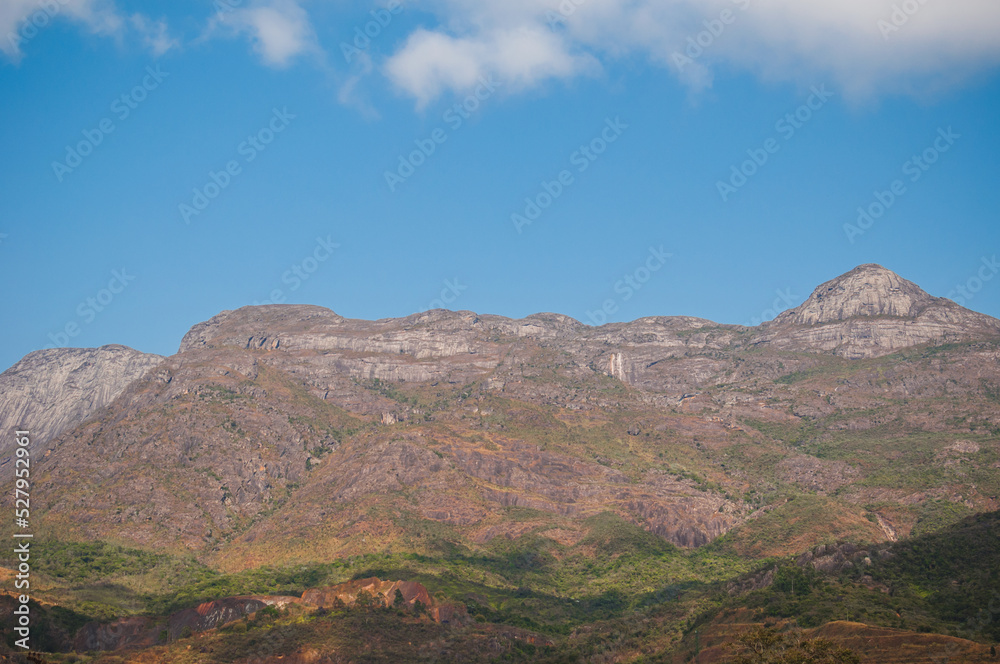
[727, 626, 860, 664]
[355, 590, 374, 611]
[393, 588, 406, 609]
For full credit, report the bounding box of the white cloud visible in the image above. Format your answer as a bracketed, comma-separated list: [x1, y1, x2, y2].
[1, 0, 174, 61]
[5, 0, 998, 105]
[381, 0, 1000, 104]
[130, 14, 179, 58]
[216, 0, 318, 69]
[385, 25, 597, 108]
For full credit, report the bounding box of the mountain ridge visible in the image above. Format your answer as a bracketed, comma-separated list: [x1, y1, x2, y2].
[2, 263, 999, 557]
[3, 264, 1000, 662]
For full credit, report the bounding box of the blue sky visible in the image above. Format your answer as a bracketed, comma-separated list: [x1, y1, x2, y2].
[2, 0, 1000, 371]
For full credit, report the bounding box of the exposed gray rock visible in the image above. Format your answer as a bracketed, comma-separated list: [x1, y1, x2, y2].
[755, 264, 1000, 358]
[0, 344, 163, 449]
[781, 263, 937, 324]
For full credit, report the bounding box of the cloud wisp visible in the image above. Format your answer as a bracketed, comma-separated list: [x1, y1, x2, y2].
[2, 0, 177, 61]
[211, 0, 319, 69]
[4, 1, 1000, 107]
[381, 0, 1000, 104]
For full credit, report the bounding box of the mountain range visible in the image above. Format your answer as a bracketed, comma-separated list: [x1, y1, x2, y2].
[2, 263, 999, 663]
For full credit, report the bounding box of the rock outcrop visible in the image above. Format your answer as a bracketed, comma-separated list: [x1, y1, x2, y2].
[73, 578, 456, 652]
[301, 578, 431, 611]
[756, 264, 1000, 358]
[779, 264, 937, 324]
[0, 345, 163, 473]
[72, 596, 297, 651]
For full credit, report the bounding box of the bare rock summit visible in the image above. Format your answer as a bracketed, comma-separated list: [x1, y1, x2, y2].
[757, 264, 1000, 358]
[778, 264, 937, 325]
[0, 345, 163, 455]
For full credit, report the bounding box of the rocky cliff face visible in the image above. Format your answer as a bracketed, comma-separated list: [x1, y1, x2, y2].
[755, 264, 1000, 358]
[779, 264, 937, 324]
[0, 344, 163, 455]
[173, 305, 740, 413]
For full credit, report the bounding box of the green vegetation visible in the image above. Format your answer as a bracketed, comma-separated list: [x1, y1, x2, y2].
[706, 511, 1000, 642]
[357, 377, 421, 407]
[725, 626, 860, 664]
[6, 512, 1000, 660]
[871, 511, 1000, 641]
[8, 513, 745, 642]
[909, 499, 974, 537]
[31, 540, 164, 583]
[6, 330, 1000, 661]
[707, 494, 882, 558]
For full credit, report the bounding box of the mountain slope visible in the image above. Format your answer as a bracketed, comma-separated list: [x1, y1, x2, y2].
[0, 345, 163, 478]
[755, 264, 1000, 358]
[3, 264, 1000, 662]
[5, 264, 1000, 564]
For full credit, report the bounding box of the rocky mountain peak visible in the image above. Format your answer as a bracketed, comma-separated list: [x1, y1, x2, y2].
[775, 264, 939, 326]
[179, 305, 345, 353]
[0, 345, 164, 464]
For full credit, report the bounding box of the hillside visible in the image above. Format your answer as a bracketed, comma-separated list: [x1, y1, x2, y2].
[2, 263, 999, 662]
